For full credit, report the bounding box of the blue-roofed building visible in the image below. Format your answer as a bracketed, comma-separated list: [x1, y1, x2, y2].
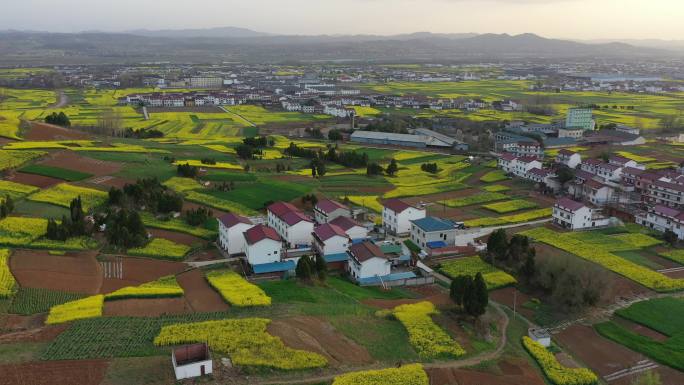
[251, 260, 296, 275]
[409, 216, 459, 251]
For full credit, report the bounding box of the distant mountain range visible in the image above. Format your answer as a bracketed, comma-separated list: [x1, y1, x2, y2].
[0, 28, 675, 65]
[583, 38, 684, 52]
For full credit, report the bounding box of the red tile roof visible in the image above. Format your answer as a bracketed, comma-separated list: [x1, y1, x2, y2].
[281, 210, 313, 225]
[268, 201, 313, 225]
[218, 213, 253, 229]
[329, 216, 363, 231]
[383, 199, 415, 214]
[555, 197, 586, 212]
[348, 241, 386, 263]
[653, 205, 681, 218]
[267, 201, 299, 217]
[557, 149, 576, 156]
[499, 153, 517, 161]
[313, 223, 348, 241]
[244, 225, 281, 245]
[315, 199, 348, 214]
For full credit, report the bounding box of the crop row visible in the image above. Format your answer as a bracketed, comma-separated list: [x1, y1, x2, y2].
[0, 249, 14, 298]
[444, 192, 508, 208]
[27, 183, 108, 211]
[105, 275, 184, 301]
[154, 318, 327, 370]
[8, 287, 85, 315]
[206, 270, 271, 306]
[464, 208, 551, 227]
[482, 199, 537, 214]
[522, 336, 598, 385]
[332, 363, 428, 385]
[391, 301, 465, 359]
[46, 294, 104, 324]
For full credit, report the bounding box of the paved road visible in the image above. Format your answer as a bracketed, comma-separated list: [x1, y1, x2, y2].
[50, 90, 68, 109]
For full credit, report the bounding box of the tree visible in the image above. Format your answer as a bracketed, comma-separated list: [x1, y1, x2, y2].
[507, 234, 531, 263]
[317, 161, 326, 177]
[366, 163, 384, 176]
[487, 229, 508, 261]
[295, 255, 314, 281]
[236, 144, 255, 160]
[314, 254, 327, 281]
[555, 165, 575, 185]
[450, 275, 471, 308]
[519, 253, 536, 284]
[310, 161, 317, 178]
[385, 159, 398, 176]
[328, 129, 343, 142]
[664, 230, 678, 246]
[464, 273, 488, 318]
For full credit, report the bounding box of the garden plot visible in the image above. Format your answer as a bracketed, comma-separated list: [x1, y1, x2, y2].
[427, 359, 546, 385]
[9, 171, 63, 188]
[267, 316, 373, 367]
[0, 359, 109, 385]
[103, 297, 190, 317]
[176, 269, 229, 313]
[9, 250, 102, 294]
[98, 256, 187, 294]
[19, 164, 92, 181]
[27, 183, 107, 211]
[39, 150, 121, 176]
[438, 256, 517, 290]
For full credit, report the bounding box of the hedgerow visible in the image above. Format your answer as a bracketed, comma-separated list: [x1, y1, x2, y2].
[523, 336, 598, 385]
[391, 301, 465, 359]
[206, 270, 271, 306]
[104, 275, 184, 301]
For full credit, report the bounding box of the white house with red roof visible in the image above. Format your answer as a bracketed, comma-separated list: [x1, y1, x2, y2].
[526, 168, 560, 191]
[580, 159, 623, 182]
[347, 241, 391, 281]
[217, 213, 254, 255]
[312, 223, 351, 256]
[382, 198, 426, 235]
[645, 176, 684, 209]
[243, 225, 283, 265]
[569, 178, 615, 206]
[609, 156, 644, 170]
[511, 156, 543, 178]
[552, 197, 609, 230]
[267, 201, 314, 247]
[330, 216, 368, 241]
[498, 153, 517, 173]
[555, 149, 582, 169]
[313, 198, 349, 223]
[635, 205, 684, 240]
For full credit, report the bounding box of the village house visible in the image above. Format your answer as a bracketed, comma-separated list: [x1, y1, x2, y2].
[526, 168, 561, 191]
[511, 156, 543, 178]
[243, 225, 283, 266]
[644, 176, 684, 209]
[313, 199, 350, 224]
[267, 201, 314, 248]
[552, 197, 610, 230]
[609, 155, 644, 170]
[580, 159, 623, 182]
[569, 178, 615, 206]
[409, 216, 458, 251]
[555, 149, 582, 169]
[347, 241, 391, 282]
[217, 213, 254, 255]
[382, 199, 426, 235]
[312, 223, 351, 256]
[329, 216, 368, 241]
[635, 205, 684, 240]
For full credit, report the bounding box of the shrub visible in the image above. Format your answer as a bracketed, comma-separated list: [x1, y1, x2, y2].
[154, 318, 327, 370]
[480, 170, 508, 183]
[391, 301, 465, 359]
[205, 270, 271, 306]
[332, 363, 429, 385]
[523, 336, 598, 385]
[46, 295, 104, 324]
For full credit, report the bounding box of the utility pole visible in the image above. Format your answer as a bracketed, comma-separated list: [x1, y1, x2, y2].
[513, 289, 517, 321]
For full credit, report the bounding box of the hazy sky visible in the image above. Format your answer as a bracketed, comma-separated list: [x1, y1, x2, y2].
[2, 0, 683, 40]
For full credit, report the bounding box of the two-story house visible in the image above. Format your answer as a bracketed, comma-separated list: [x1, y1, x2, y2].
[312, 223, 351, 256]
[313, 199, 350, 224]
[243, 225, 283, 266]
[347, 241, 391, 282]
[217, 213, 254, 255]
[267, 201, 314, 247]
[552, 197, 609, 230]
[409, 216, 458, 251]
[382, 199, 426, 235]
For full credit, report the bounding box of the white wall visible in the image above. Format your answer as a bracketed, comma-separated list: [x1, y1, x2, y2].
[345, 225, 368, 241]
[219, 222, 253, 255]
[384, 207, 426, 235]
[173, 359, 212, 380]
[245, 238, 282, 265]
[349, 256, 391, 280]
[315, 235, 350, 255]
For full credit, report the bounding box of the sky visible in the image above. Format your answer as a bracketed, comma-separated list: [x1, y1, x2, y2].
[2, 0, 684, 40]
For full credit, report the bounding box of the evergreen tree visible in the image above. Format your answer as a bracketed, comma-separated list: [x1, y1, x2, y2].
[465, 273, 488, 318]
[487, 229, 508, 261]
[519, 253, 537, 284]
[386, 159, 398, 176]
[317, 161, 326, 177]
[314, 254, 327, 281]
[295, 255, 313, 281]
[450, 275, 471, 308]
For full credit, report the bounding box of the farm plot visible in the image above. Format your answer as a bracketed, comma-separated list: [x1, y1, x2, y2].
[176, 269, 229, 312]
[0, 150, 45, 171]
[439, 256, 517, 290]
[127, 238, 191, 261]
[103, 297, 190, 317]
[332, 363, 428, 385]
[8, 287, 85, 315]
[389, 301, 465, 359]
[522, 227, 684, 292]
[27, 183, 107, 211]
[38, 150, 122, 176]
[154, 318, 328, 370]
[0, 180, 39, 200]
[522, 336, 598, 385]
[0, 248, 14, 297]
[483, 199, 537, 214]
[426, 359, 546, 385]
[194, 179, 313, 212]
[444, 192, 507, 208]
[98, 256, 187, 294]
[9, 250, 102, 294]
[0, 216, 47, 246]
[19, 164, 92, 181]
[480, 170, 509, 183]
[595, 297, 684, 371]
[0, 359, 109, 385]
[464, 208, 551, 227]
[46, 294, 104, 324]
[205, 270, 271, 306]
[104, 275, 184, 301]
[267, 316, 373, 367]
[140, 212, 216, 240]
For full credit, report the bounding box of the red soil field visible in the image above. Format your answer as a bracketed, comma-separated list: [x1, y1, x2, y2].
[268, 316, 373, 367]
[98, 256, 187, 294]
[103, 297, 190, 317]
[427, 358, 546, 385]
[362, 285, 452, 309]
[10, 250, 102, 294]
[24, 121, 91, 141]
[0, 324, 68, 343]
[8, 172, 62, 188]
[176, 269, 229, 312]
[40, 150, 121, 176]
[0, 360, 109, 385]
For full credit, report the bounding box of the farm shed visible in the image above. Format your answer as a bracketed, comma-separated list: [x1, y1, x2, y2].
[528, 328, 551, 347]
[172, 343, 212, 380]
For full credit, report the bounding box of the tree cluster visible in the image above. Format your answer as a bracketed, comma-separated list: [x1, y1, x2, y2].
[45, 111, 71, 127]
[185, 207, 212, 226]
[310, 158, 326, 177]
[324, 147, 368, 168]
[105, 209, 147, 249]
[177, 163, 199, 178]
[0, 195, 13, 219]
[235, 144, 263, 160]
[305, 127, 324, 139]
[123, 128, 163, 139]
[200, 158, 216, 165]
[301, 194, 318, 207]
[328, 129, 343, 142]
[295, 254, 327, 282]
[450, 272, 488, 318]
[46, 197, 88, 241]
[109, 178, 183, 214]
[366, 162, 384, 176]
[420, 162, 439, 174]
[243, 136, 272, 148]
[385, 159, 399, 176]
